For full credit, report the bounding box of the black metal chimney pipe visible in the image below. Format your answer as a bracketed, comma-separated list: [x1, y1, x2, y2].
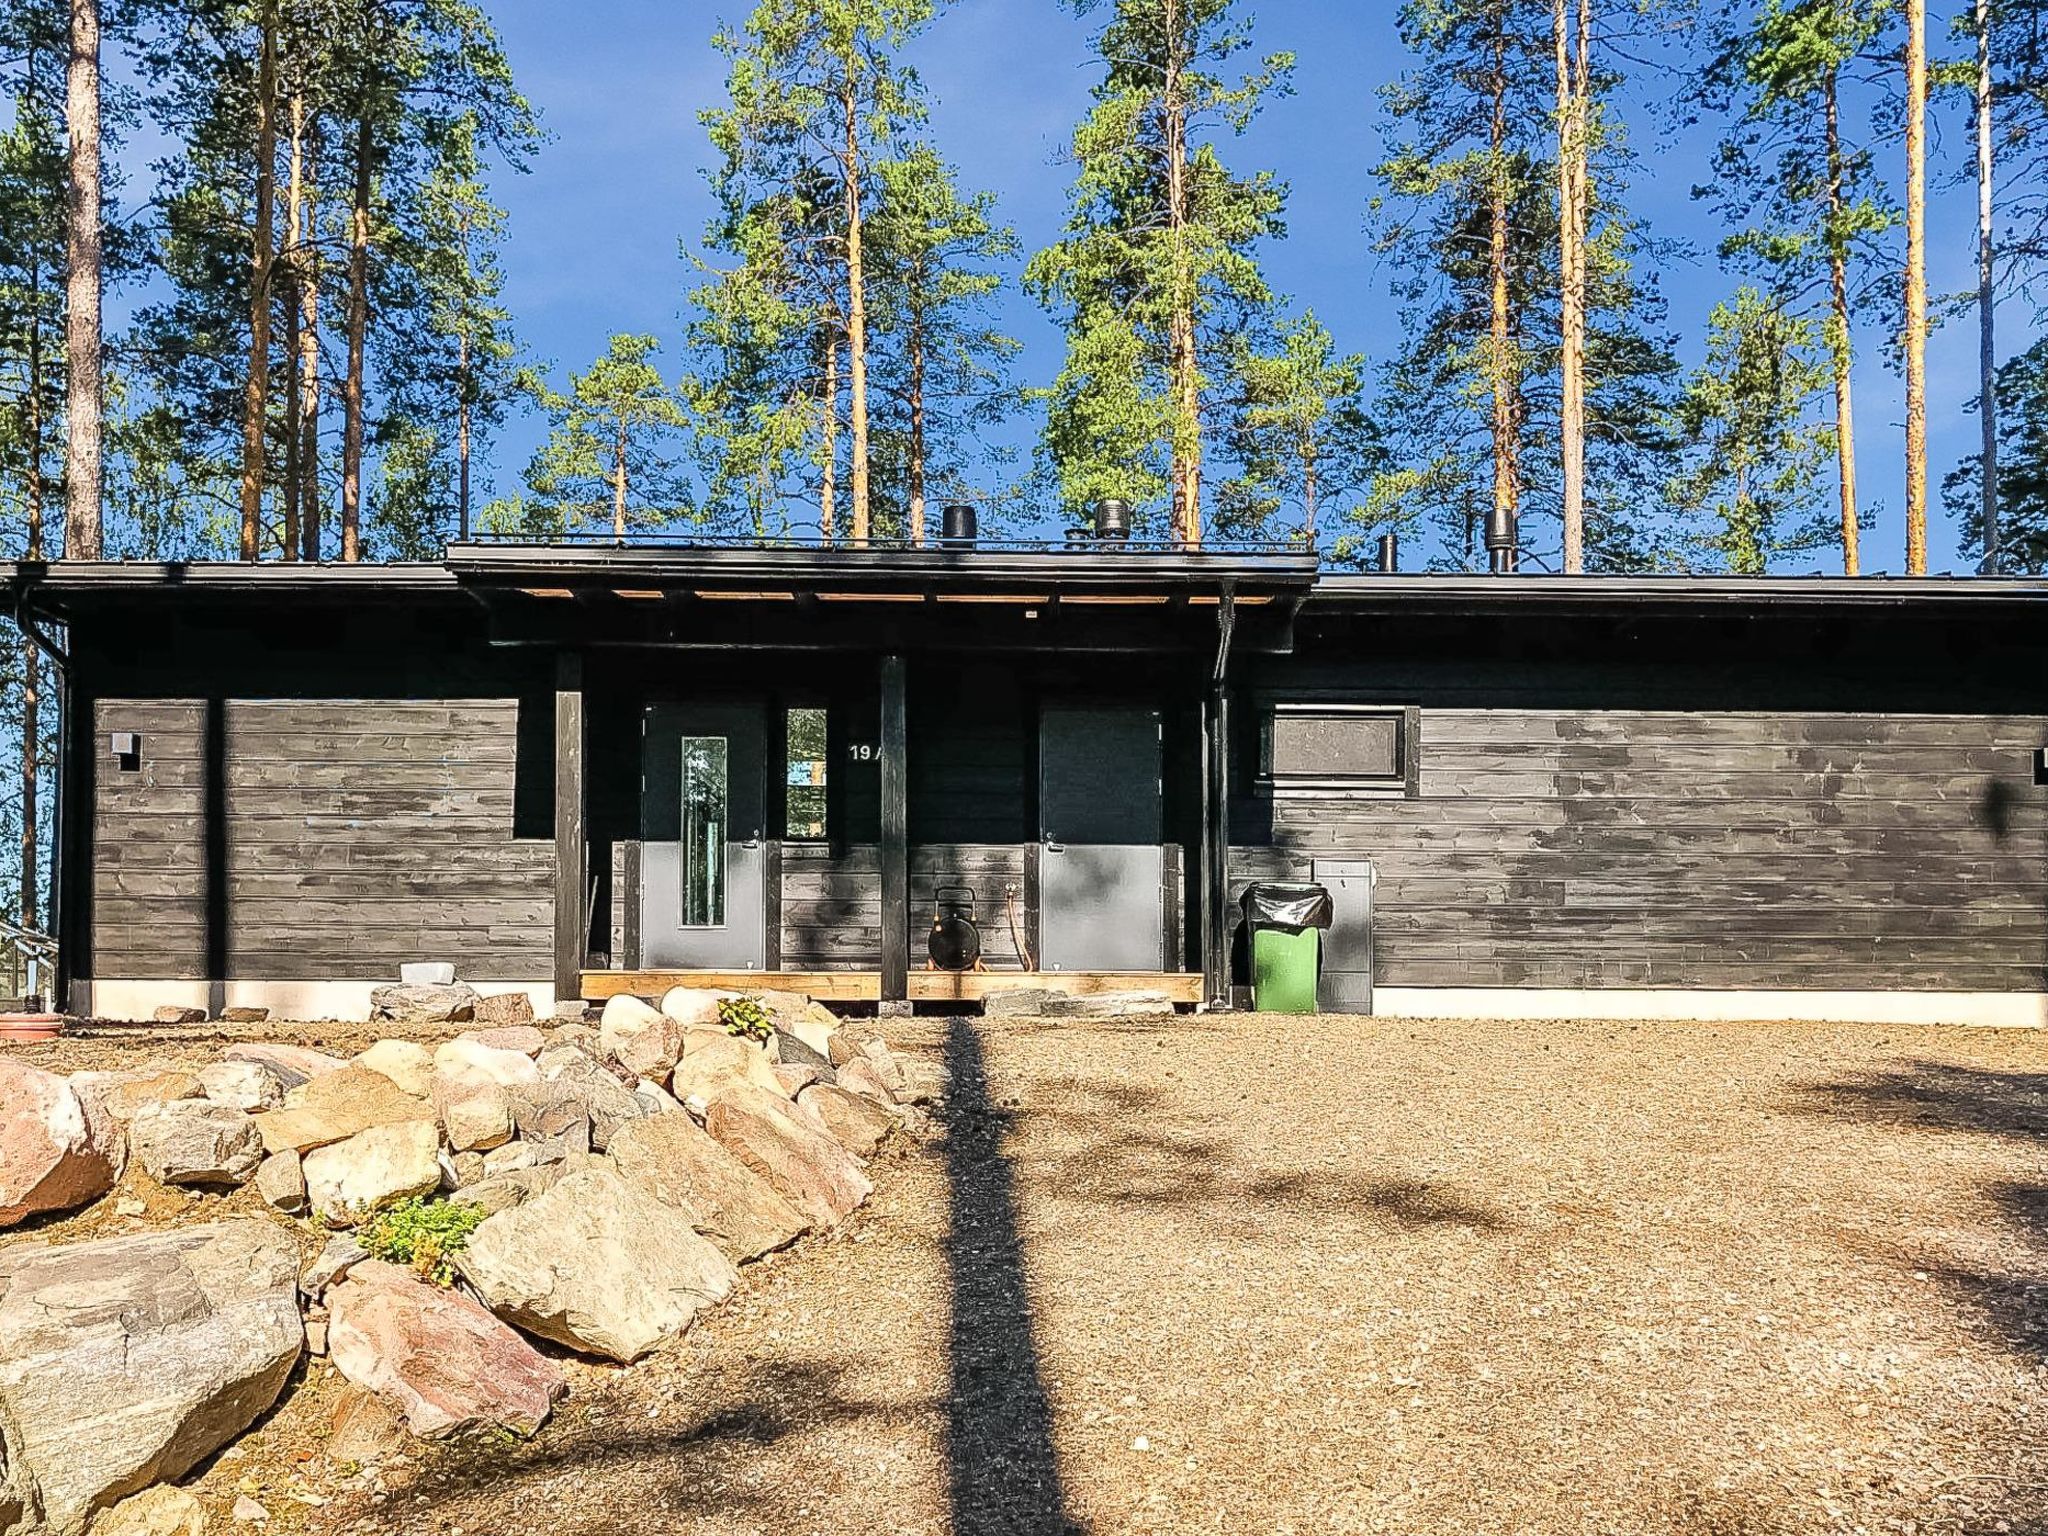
[1375, 532, 1399, 573]
[1485, 501, 1519, 574]
[1094, 498, 1132, 542]
[941, 503, 977, 544]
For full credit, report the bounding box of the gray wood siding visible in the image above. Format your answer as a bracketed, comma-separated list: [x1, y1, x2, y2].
[92, 698, 552, 981]
[779, 843, 1034, 972]
[1230, 709, 2048, 991]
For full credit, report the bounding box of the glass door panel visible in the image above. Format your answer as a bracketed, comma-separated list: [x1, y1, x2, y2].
[680, 736, 729, 927]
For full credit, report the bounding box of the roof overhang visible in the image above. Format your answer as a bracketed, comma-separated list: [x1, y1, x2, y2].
[1308, 572, 2048, 616]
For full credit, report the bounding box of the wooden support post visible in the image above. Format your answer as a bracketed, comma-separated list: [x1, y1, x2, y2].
[553, 653, 587, 1008]
[879, 653, 909, 1004]
[1201, 687, 1232, 1008]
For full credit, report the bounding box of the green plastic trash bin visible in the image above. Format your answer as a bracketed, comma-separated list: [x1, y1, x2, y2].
[1241, 883, 1334, 1014]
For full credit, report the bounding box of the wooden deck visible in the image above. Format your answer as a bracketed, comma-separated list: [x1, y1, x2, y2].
[578, 969, 1203, 1005]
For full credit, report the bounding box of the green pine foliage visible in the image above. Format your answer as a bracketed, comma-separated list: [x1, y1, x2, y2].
[1948, 336, 2048, 571]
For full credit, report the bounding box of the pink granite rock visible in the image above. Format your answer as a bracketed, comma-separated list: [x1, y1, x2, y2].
[0, 1059, 122, 1228]
[704, 1081, 872, 1229]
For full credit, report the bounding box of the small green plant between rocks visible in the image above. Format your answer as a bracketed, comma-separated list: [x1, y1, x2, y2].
[719, 995, 775, 1043]
[357, 1197, 486, 1285]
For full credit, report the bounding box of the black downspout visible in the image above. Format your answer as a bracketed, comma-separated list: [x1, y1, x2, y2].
[1203, 585, 1236, 1009]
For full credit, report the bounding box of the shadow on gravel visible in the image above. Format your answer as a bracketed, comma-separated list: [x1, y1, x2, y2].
[1798, 1061, 2048, 1368]
[406, 1356, 925, 1528]
[943, 1014, 1082, 1536]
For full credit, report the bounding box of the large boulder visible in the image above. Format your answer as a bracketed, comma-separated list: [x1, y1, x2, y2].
[704, 1081, 872, 1229]
[0, 1060, 122, 1229]
[599, 995, 685, 1079]
[196, 1060, 285, 1113]
[431, 1037, 542, 1096]
[0, 1221, 301, 1536]
[458, 1168, 737, 1363]
[668, 1035, 787, 1107]
[303, 1121, 442, 1226]
[606, 1113, 807, 1263]
[656, 987, 723, 1029]
[369, 982, 479, 1025]
[70, 1070, 205, 1124]
[352, 1039, 434, 1099]
[253, 1064, 433, 1156]
[512, 1061, 644, 1152]
[833, 1055, 900, 1107]
[798, 1082, 898, 1159]
[325, 1260, 566, 1439]
[129, 1100, 264, 1187]
[221, 1043, 346, 1089]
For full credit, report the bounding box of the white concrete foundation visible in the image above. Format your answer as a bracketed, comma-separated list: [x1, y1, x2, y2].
[75, 979, 557, 1024]
[1370, 988, 2048, 1028]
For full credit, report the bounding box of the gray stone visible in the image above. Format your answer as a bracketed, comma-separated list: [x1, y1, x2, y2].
[799, 1082, 899, 1158]
[774, 1029, 833, 1073]
[607, 1113, 807, 1264]
[221, 1043, 346, 1090]
[0, 1221, 301, 1536]
[369, 982, 480, 1026]
[299, 1235, 368, 1301]
[148, 1006, 208, 1027]
[450, 1150, 486, 1186]
[218, 1006, 269, 1024]
[197, 1059, 287, 1112]
[130, 1100, 264, 1187]
[458, 1168, 738, 1363]
[508, 1069, 643, 1152]
[255, 1149, 307, 1213]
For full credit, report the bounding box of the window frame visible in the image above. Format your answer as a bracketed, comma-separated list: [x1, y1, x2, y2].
[776, 700, 834, 843]
[1257, 701, 1421, 800]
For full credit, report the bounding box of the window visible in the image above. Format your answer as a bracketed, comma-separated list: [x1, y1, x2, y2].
[680, 736, 728, 926]
[1261, 704, 1416, 796]
[784, 706, 829, 839]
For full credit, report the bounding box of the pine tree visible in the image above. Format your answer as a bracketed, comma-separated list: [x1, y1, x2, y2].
[501, 335, 690, 542]
[1946, 336, 2048, 570]
[1668, 287, 1837, 573]
[1369, 0, 1677, 570]
[1697, 0, 1896, 577]
[867, 145, 1018, 543]
[1026, 0, 1292, 541]
[63, 0, 102, 558]
[1903, 0, 1929, 572]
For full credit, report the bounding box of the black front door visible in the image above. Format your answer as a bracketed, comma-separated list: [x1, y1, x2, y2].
[642, 702, 768, 969]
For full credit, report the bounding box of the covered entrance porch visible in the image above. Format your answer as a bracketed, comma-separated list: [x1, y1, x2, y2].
[446, 538, 1314, 1009]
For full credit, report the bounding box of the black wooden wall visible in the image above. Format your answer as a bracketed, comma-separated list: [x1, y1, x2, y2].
[1230, 607, 2048, 992]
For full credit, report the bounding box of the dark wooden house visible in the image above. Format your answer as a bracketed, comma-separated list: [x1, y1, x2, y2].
[10, 540, 2048, 1025]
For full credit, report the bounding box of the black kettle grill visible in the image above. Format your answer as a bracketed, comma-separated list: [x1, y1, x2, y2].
[927, 884, 982, 972]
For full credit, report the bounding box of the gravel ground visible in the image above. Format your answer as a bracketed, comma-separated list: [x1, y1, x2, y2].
[13, 1014, 2048, 1535]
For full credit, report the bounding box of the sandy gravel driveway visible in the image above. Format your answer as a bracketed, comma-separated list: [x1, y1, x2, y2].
[319, 1014, 2046, 1536]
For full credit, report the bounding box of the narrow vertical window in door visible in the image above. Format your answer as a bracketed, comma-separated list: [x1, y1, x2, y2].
[784, 706, 828, 838]
[681, 736, 728, 926]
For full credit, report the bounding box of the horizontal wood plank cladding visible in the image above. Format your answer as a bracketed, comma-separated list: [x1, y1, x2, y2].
[92, 698, 551, 983]
[1230, 707, 2048, 992]
[778, 843, 1032, 971]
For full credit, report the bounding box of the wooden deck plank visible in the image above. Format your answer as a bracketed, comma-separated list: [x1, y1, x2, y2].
[579, 970, 883, 1001]
[908, 971, 1203, 1003]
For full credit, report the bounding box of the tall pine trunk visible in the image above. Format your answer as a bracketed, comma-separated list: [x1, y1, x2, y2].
[63, 0, 102, 560]
[1976, 0, 1998, 572]
[908, 297, 926, 547]
[1903, 0, 1929, 574]
[1164, 0, 1201, 545]
[340, 98, 372, 563]
[842, 78, 871, 545]
[1824, 69, 1861, 576]
[298, 135, 322, 562]
[611, 420, 628, 544]
[457, 330, 472, 540]
[20, 317, 43, 933]
[239, 0, 277, 561]
[1555, 0, 1588, 573]
[280, 90, 305, 560]
[820, 335, 838, 543]
[1488, 23, 1520, 553]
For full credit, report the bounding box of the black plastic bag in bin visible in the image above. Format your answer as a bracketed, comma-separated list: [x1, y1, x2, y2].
[1240, 882, 1334, 933]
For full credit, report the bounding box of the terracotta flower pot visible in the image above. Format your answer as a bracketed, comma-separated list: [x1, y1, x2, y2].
[0, 1014, 65, 1044]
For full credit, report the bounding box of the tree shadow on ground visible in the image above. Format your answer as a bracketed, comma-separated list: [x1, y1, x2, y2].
[942, 1014, 1085, 1536]
[1795, 1061, 2048, 1368]
[1000, 1071, 1513, 1233]
[401, 1355, 931, 1530]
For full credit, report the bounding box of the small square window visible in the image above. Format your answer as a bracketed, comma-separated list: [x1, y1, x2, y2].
[1260, 704, 1416, 796]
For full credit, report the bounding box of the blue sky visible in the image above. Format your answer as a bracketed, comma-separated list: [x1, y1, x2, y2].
[479, 0, 2000, 573]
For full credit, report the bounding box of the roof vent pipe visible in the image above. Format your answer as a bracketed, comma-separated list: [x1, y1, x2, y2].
[1093, 498, 1132, 543]
[941, 503, 978, 546]
[1375, 532, 1399, 573]
[1485, 501, 1519, 574]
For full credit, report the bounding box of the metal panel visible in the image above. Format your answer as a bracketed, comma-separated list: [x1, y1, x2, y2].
[1041, 844, 1168, 972]
[641, 702, 768, 970]
[1313, 858, 1377, 1014]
